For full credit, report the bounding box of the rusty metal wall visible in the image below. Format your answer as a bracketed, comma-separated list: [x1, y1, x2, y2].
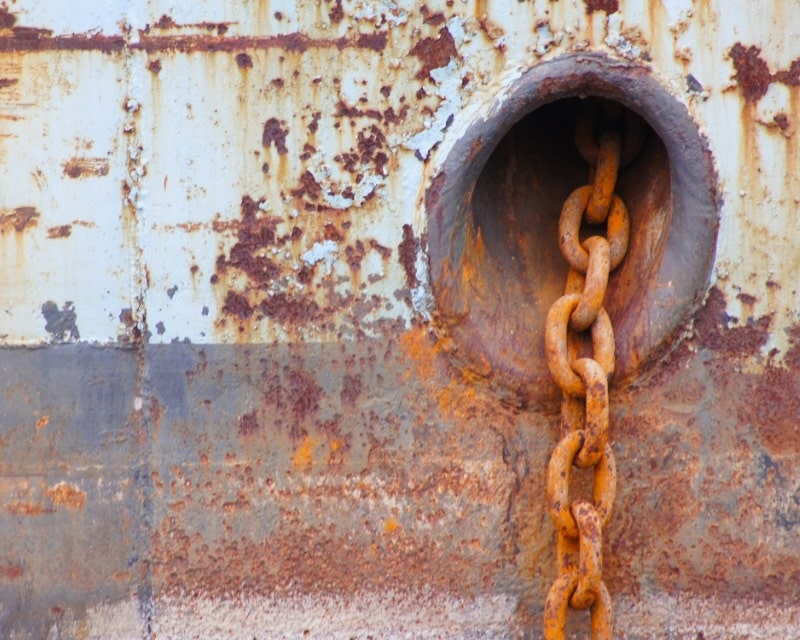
[1, 1, 799, 638]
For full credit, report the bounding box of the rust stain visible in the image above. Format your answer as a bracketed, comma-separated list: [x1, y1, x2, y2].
[738, 325, 800, 454]
[222, 497, 251, 513]
[729, 43, 800, 102]
[356, 32, 388, 52]
[46, 224, 72, 239]
[46, 483, 86, 510]
[215, 196, 282, 287]
[257, 292, 326, 326]
[421, 6, 447, 27]
[773, 112, 791, 137]
[329, 0, 344, 24]
[0, 30, 126, 52]
[71, 219, 96, 229]
[384, 517, 401, 533]
[398, 224, 420, 288]
[334, 99, 382, 121]
[0, 564, 23, 579]
[0, 27, 403, 54]
[583, 0, 619, 14]
[149, 459, 511, 600]
[135, 34, 312, 54]
[3, 501, 53, 516]
[62, 157, 110, 179]
[0, 8, 16, 28]
[146, 14, 233, 36]
[118, 308, 142, 344]
[332, 123, 389, 176]
[693, 287, 772, 356]
[238, 411, 260, 437]
[221, 291, 254, 319]
[736, 292, 757, 306]
[262, 118, 289, 155]
[151, 14, 178, 30]
[291, 435, 317, 470]
[340, 374, 363, 405]
[212, 196, 334, 330]
[151, 521, 501, 600]
[400, 326, 496, 424]
[290, 170, 322, 199]
[235, 52, 253, 68]
[34, 414, 49, 430]
[409, 27, 457, 80]
[729, 44, 773, 102]
[0, 207, 39, 233]
[741, 365, 800, 454]
[478, 16, 505, 42]
[263, 367, 324, 440]
[399, 326, 447, 389]
[433, 219, 490, 343]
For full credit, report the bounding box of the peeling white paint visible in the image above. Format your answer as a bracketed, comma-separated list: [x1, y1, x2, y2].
[0, 0, 798, 362]
[302, 240, 339, 275]
[404, 60, 463, 160]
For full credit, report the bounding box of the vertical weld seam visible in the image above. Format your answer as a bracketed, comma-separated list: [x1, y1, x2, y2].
[121, 2, 154, 632]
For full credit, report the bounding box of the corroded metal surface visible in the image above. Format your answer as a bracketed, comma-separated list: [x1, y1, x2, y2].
[426, 56, 719, 405]
[0, 1, 800, 638]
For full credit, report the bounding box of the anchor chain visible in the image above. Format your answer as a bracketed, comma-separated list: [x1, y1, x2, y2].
[542, 102, 641, 639]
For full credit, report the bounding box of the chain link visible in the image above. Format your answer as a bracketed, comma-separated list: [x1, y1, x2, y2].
[543, 101, 636, 639]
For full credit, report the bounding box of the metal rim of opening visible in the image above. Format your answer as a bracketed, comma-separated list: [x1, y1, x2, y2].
[425, 53, 720, 407]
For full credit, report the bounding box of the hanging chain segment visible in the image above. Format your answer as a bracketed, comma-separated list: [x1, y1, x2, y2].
[543, 102, 638, 639]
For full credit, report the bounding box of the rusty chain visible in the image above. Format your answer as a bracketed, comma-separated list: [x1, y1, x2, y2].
[542, 101, 641, 639]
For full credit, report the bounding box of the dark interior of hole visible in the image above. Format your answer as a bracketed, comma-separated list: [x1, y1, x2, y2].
[469, 97, 671, 333]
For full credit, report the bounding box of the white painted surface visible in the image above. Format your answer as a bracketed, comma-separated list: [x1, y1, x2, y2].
[0, 0, 796, 360]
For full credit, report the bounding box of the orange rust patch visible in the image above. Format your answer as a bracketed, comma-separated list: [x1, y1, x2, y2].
[46, 483, 86, 510]
[400, 326, 493, 421]
[291, 435, 317, 470]
[328, 437, 345, 466]
[62, 157, 110, 179]
[437, 382, 479, 419]
[34, 414, 49, 430]
[384, 517, 401, 533]
[0, 207, 38, 233]
[399, 326, 443, 384]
